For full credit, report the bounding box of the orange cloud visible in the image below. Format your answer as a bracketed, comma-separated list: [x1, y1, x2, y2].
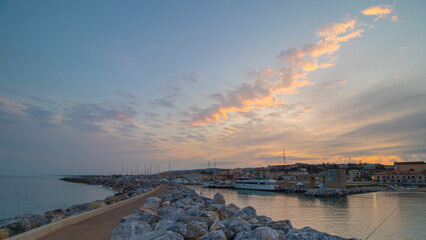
[187, 16, 364, 125]
[362, 4, 394, 21]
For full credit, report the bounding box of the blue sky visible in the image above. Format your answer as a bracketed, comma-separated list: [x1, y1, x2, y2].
[1, 1, 425, 175]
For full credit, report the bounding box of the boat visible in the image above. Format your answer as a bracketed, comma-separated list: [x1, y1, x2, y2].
[233, 178, 280, 191]
[209, 180, 233, 188]
[202, 181, 233, 188]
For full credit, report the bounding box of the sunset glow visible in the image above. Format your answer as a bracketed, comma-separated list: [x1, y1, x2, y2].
[1, 1, 425, 175]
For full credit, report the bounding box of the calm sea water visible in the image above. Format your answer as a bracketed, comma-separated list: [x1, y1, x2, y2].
[0, 175, 115, 220]
[189, 185, 426, 240]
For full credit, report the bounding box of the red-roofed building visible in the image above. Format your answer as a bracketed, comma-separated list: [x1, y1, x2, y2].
[374, 161, 425, 185]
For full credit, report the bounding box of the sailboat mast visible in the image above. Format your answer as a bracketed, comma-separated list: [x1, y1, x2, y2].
[283, 148, 286, 172]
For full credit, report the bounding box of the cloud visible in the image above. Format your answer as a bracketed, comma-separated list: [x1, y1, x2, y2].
[187, 17, 363, 125]
[322, 80, 347, 89]
[362, 4, 394, 21]
[400, 46, 408, 50]
[149, 97, 176, 109]
[179, 73, 200, 84]
[391, 15, 399, 22]
[63, 102, 138, 133]
[0, 96, 27, 124]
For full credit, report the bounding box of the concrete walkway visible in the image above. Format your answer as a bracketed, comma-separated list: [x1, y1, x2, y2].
[36, 184, 169, 240]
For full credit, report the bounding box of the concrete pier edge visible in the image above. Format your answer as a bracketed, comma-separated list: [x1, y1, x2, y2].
[8, 184, 164, 240]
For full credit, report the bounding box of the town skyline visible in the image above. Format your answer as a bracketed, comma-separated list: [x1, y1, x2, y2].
[1, 1, 426, 175]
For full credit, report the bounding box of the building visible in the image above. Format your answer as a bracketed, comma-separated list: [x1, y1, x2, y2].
[348, 169, 361, 181]
[394, 161, 425, 172]
[288, 170, 309, 176]
[374, 161, 425, 185]
[252, 168, 271, 179]
[322, 169, 347, 188]
[277, 169, 347, 190]
[216, 169, 234, 180]
[232, 168, 245, 179]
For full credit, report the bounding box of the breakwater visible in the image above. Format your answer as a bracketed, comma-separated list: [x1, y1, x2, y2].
[0, 176, 161, 238]
[111, 183, 359, 240]
[304, 186, 387, 197]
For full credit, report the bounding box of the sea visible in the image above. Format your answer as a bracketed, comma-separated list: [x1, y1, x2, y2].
[189, 185, 426, 240]
[0, 175, 115, 220]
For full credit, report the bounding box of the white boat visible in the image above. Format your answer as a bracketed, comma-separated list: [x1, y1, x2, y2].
[233, 178, 279, 191]
[202, 181, 233, 188]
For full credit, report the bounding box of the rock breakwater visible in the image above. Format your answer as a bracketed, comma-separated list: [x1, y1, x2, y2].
[304, 186, 387, 197]
[0, 175, 161, 238]
[111, 183, 359, 240]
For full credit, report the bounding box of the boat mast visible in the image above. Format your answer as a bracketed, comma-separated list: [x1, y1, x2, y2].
[283, 148, 286, 173]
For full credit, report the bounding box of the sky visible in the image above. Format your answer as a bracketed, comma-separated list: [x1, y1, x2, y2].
[1, 0, 425, 175]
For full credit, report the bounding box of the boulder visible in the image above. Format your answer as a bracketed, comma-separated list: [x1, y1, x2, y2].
[198, 230, 227, 240]
[213, 193, 226, 205]
[234, 226, 281, 240]
[268, 220, 293, 234]
[185, 221, 208, 239]
[142, 197, 162, 212]
[201, 211, 219, 223]
[111, 220, 152, 240]
[90, 200, 107, 209]
[241, 206, 257, 218]
[257, 215, 274, 225]
[0, 229, 9, 240]
[225, 217, 251, 239]
[120, 213, 143, 223]
[159, 207, 186, 222]
[155, 230, 184, 240]
[155, 220, 187, 237]
[66, 203, 92, 216]
[209, 219, 225, 232]
[2, 214, 44, 236]
[135, 209, 161, 225]
[283, 227, 358, 240]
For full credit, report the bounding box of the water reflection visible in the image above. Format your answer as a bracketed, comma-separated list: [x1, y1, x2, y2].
[234, 189, 277, 196]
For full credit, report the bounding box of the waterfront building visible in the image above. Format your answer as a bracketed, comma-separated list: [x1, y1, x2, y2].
[374, 161, 425, 185]
[374, 171, 425, 185]
[252, 168, 271, 179]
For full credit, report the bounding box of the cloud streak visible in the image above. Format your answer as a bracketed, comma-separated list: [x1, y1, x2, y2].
[362, 4, 394, 21]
